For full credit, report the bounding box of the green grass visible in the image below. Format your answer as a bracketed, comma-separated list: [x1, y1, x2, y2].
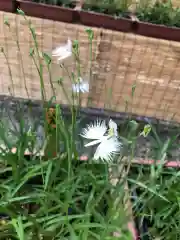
[129, 164, 180, 239]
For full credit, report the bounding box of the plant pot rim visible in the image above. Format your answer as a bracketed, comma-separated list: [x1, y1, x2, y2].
[16, 0, 77, 23]
[80, 9, 131, 21]
[136, 20, 180, 41]
[17, 0, 75, 10]
[139, 20, 180, 29]
[79, 9, 132, 32]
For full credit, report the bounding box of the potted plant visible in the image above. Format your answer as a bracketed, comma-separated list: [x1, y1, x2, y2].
[15, 0, 133, 31]
[135, 0, 180, 41]
[78, 0, 133, 32]
[0, 103, 139, 239]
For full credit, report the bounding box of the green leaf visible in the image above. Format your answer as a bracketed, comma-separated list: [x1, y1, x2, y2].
[44, 161, 53, 191]
[11, 216, 25, 240]
[17, 8, 25, 16]
[29, 48, 34, 56]
[4, 16, 10, 27]
[43, 52, 52, 65]
[86, 28, 94, 40]
[128, 178, 169, 202]
[140, 124, 151, 137]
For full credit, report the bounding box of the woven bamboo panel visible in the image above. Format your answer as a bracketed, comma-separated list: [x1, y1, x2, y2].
[0, 11, 101, 108]
[1, 11, 180, 122]
[171, 0, 180, 6]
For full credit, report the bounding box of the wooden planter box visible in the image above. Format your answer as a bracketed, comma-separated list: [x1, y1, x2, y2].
[136, 21, 180, 42]
[1, 0, 16, 12]
[16, 0, 78, 23]
[2, 1, 180, 40]
[16, 0, 132, 31]
[79, 10, 132, 32]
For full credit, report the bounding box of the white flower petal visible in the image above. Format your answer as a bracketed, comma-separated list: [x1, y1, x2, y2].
[94, 137, 121, 162]
[52, 46, 70, 57]
[72, 84, 79, 93]
[57, 51, 72, 61]
[80, 82, 89, 92]
[52, 39, 72, 61]
[80, 120, 107, 140]
[84, 139, 102, 147]
[72, 81, 89, 93]
[52, 39, 72, 55]
[109, 119, 118, 136]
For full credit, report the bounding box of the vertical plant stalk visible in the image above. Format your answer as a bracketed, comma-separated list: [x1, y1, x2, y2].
[1, 48, 15, 96]
[17, 11, 46, 104]
[129, 83, 136, 120]
[45, 105, 72, 178]
[110, 162, 137, 239]
[58, 80, 72, 106]
[47, 62, 56, 98]
[14, 16, 30, 98]
[42, 52, 56, 98]
[30, 53, 47, 105]
[45, 108, 57, 159]
[70, 42, 83, 157]
[2, 18, 15, 96]
[86, 29, 94, 107]
[60, 63, 75, 106]
[123, 181, 138, 240]
[58, 65, 78, 159]
[55, 105, 72, 178]
[17, 9, 51, 149]
[72, 40, 82, 108]
[54, 59, 78, 160]
[28, 26, 46, 103]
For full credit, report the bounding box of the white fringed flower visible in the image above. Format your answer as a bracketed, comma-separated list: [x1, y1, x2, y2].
[52, 38, 72, 61]
[72, 77, 89, 93]
[108, 119, 118, 137]
[80, 119, 121, 162]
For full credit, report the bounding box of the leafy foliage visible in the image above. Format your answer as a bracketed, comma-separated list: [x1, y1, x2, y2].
[130, 165, 180, 239]
[32, 0, 76, 8]
[136, 0, 180, 27]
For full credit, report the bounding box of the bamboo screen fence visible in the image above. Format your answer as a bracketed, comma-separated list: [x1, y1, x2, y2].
[0, 11, 180, 122]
